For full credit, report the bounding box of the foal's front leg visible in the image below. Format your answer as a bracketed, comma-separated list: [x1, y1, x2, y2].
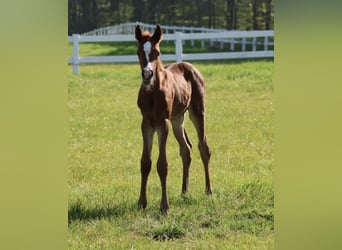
[138, 119, 155, 209]
[156, 119, 170, 214]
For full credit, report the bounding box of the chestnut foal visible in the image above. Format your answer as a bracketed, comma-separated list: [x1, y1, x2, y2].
[135, 25, 212, 214]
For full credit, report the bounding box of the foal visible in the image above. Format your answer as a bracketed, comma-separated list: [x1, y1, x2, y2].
[135, 25, 212, 214]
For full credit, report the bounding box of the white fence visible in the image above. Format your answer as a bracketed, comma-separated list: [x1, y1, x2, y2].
[68, 30, 274, 74]
[82, 22, 239, 49]
[82, 22, 226, 36]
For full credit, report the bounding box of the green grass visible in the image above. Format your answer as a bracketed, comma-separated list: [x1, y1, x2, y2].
[68, 60, 274, 249]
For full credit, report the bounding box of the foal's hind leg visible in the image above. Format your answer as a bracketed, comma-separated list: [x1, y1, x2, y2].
[189, 106, 212, 195]
[171, 114, 192, 194]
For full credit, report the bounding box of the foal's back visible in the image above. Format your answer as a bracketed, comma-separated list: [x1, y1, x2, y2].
[164, 62, 206, 118]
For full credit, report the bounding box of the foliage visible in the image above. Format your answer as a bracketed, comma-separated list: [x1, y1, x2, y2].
[68, 0, 274, 34]
[68, 59, 274, 249]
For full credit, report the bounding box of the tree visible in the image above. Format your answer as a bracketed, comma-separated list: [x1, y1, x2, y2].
[208, 0, 214, 28]
[68, 0, 274, 34]
[226, 0, 236, 30]
[251, 0, 262, 30]
[265, 0, 273, 30]
[166, 0, 176, 25]
[133, 0, 145, 22]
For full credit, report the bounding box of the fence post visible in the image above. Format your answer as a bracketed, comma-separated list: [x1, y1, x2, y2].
[201, 28, 205, 48]
[264, 36, 268, 51]
[165, 29, 169, 44]
[72, 34, 80, 75]
[230, 38, 235, 51]
[175, 32, 183, 63]
[242, 37, 246, 51]
[253, 37, 257, 51]
[191, 26, 194, 47]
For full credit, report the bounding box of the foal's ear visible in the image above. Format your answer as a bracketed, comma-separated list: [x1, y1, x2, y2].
[151, 24, 163, 43]
[135, 25, 142, 42]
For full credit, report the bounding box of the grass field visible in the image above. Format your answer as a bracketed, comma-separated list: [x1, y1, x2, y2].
[68, 60, 274, 249]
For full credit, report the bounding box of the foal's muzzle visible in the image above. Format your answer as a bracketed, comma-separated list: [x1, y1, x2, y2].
[142, 68, 153, 84]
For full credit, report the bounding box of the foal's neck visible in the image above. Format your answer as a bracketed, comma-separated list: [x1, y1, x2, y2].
[154, 58, 164, 72]
[152, 59, 164, 86]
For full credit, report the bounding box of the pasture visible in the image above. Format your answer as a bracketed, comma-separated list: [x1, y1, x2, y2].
[68, 60, 274, 249]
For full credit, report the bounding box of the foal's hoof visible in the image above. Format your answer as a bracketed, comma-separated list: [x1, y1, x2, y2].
[205, 188, 213, 196]
[160, 207, 169, 216]
[160, 203, 169, 215]
[138, 199, 147, 209]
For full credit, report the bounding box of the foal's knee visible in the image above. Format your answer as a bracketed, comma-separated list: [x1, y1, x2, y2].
[140, 157, 152, 175]
[157, 158, 168, 177]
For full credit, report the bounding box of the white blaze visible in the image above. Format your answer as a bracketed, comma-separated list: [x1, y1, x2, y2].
[143, 41, 152, 70]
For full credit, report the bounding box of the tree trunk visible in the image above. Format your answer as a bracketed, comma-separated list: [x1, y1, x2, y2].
[91, 0, 98, 29]
[226, 0, 236, 30]
[133, 0, 144, 22]
[252, 0, 262, 30]
[265, 0, 272, 30]
[213, 0, 216, 28]
[208, 0, 213, 28]
[195, 0, 202, 27]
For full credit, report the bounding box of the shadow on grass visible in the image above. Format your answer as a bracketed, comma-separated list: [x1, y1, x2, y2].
[68, 199, 135, 225]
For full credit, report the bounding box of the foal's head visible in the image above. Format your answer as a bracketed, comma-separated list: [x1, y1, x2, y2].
[135, 25, 163, 84]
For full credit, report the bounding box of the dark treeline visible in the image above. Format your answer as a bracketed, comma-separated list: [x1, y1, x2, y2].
[68, 0, 274, 35]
